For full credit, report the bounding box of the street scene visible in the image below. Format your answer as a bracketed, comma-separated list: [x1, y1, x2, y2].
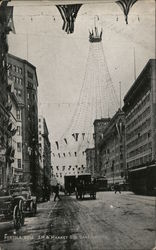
[1, 192, 156, 250]
[0, 0, 156, 250]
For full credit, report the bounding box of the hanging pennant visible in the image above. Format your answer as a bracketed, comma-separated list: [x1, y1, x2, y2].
[116, 0, 138, 24]
[55, 141, 59, 150]
[56, 4, 82, 34]
[82, 133, 85, 140]
[0, 5, 16, 34]
[64, 138, 68, 144]
[75, 133, 79, 141]
[72, 133, 76, 140]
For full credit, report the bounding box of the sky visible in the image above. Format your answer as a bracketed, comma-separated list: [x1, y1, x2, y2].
[8, 0, 155, 162]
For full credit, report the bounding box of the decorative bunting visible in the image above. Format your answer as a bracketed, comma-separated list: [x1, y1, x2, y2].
[75, 133, 79, 141]
[116, 0, 138, 24]
[82, 133, 85, 140]
[56, 4, 82, 34]
[72, 133, 75, 140]
[64, 138, 68, 144]
[0, 4, 16, 34]
[55, 141, 59, 150]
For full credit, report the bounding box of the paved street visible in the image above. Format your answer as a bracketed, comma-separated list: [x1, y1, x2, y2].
[0, 192, 156, 250]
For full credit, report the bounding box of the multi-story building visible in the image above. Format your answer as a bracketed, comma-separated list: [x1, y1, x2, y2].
[7, 54, 40, 195]
[0, 1, 15, 188]
[7, 74, 24, 183]
[38, 116, 51, 196]
[85, 148, 95, 176]
[93, 118, 110, 176]
[98, 109, 126, 187]
[123, 59, 156, 194]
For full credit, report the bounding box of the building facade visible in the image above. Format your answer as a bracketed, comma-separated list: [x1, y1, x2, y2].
[8, 84, 23, 183]
[85, 148, 95, 176]
[98, 109, 126, 187]
[7, 54, 40, 194]
[0, 1, 15, 188]
[38, 116, 51, 196]
[123, 59, 156, 194]
[93, 118, 110, 177]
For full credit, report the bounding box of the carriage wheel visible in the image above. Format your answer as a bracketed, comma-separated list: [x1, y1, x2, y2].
[13, 205, 21, 230]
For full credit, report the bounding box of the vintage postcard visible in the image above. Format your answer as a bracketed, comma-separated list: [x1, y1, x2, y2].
[0, 0, 155, 249]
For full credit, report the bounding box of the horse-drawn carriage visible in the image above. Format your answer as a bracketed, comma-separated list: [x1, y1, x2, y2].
[0, 190, 24, 231]
[75, 174, 97, 200]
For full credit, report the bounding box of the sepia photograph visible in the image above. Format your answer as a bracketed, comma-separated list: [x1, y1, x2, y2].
[0, 0, 155, 249]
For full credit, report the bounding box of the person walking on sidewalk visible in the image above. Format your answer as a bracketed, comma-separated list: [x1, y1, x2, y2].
[54, 183, 61, 201]
[114, 183, 121, 194]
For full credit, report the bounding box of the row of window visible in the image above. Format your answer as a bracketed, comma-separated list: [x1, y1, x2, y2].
[13, 76, 22, 85]
[8, 64, 22, 75]
[27, 71, 33, 79]
[126, 106, 150, 131]
[15, 88, 22, 97]
[126, 131, 151, 151]
[127, 142, 152, 159]
[126, 118, 151, 141]
[126, 92, 150, 123]
[127, 153, 152, 169]
[16, 110, 21, 120]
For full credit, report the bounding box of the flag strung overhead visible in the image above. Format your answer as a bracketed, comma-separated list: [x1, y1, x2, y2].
[0, 1, 16, 34]
[116, 0, 138, 24]
[56, 4, 82, 34]
[64, 138, 68, 144]
[55, 141, 59, 150]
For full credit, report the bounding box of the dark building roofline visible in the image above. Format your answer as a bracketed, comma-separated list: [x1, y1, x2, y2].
[8, 53, 39, 86]
[123, 59, 155, 104]
[85, 147, 95, 152]
[93, 117, 111, 125]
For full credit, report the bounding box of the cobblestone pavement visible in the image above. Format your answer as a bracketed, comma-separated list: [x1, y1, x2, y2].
[0, 192, 156, 250]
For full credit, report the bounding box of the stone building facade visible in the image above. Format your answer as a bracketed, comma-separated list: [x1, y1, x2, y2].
[98, 109, 126, 187]
[123, 59, 156, 194]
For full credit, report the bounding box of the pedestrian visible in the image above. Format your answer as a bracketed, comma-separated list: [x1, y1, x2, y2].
[114, 183, 121, 194]
[54, 183, 61, 201]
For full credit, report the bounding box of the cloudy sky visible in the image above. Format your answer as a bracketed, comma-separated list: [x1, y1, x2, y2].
[8, 0, 155, 153]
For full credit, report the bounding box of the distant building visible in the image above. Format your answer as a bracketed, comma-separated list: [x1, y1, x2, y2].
[93, 118, 110, 176]
[38, 116, 51, 193]
[123, 59, 156, 194]
[7, 54, 40, 194]
[98, 109, 126, 187]
[85, 148, 95, 176]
